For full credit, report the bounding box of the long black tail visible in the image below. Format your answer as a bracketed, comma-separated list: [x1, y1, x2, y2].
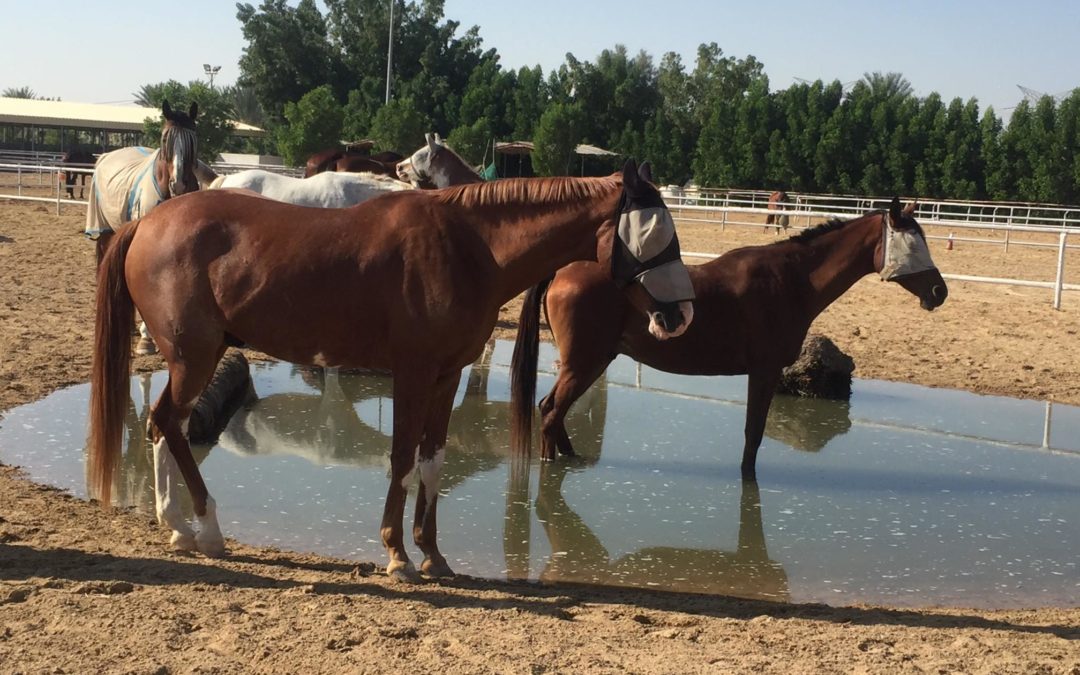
[510, 277, 552, 456]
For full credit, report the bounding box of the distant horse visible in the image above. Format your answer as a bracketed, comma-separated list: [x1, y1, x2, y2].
[511, 198, 947, 480]
[397, 133, 484, 188]
[764, 190, 789, 233]
[59, 147, 96, 199]
[303, 148, 403, 178]
[210, 169, 413, 207]
[88, 160, 695, 580]
[84, 99, 201, 355]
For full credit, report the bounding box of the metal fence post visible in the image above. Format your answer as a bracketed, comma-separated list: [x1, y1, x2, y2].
[55, 169, 61, 215]
[1053, 230, 1067, 310]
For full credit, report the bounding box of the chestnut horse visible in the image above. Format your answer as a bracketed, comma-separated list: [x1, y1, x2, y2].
[397, 133, 483, 188]
[765, 189, 789, 232]
[304, 148, 403, 177]
[88, 160, 695, 581]
[511, 198, 948, 480]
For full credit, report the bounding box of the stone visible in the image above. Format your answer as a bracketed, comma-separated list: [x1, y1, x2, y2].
[777, 334, 855, 400]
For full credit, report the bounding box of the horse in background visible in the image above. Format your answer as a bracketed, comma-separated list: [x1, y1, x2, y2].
[397, 133, 484, 188]
[84, 99, 200, 250]
[511, 199, 947, 480]
[59, 147, 96, 199]
[303, 148, 403, 178]
[765, 190, 790, 233]
[87, 160, 695, 580]
[84, 99, 201, 355]
[210, 169, 413, 207]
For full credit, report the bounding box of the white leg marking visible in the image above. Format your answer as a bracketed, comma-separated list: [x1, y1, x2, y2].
[139, 321, 151, 338]
[418, 446, 446, 509]
[153, 436, 195, 551]
[400, 445, 420, 488]
[195, 495, 226, 558]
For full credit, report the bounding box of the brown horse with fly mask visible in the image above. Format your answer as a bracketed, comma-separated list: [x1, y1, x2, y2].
[511, 198, 947, 480]
[87, 160, 694, 581]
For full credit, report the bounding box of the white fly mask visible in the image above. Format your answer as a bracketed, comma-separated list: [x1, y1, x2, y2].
[879, 212, 937, 281]
[613, 202, 695, 303]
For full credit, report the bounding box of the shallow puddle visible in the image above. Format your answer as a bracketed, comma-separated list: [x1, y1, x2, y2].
[1, 340, 1078, 609]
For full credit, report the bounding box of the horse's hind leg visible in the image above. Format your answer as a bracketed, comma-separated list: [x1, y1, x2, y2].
[149, 346, 228, 557]
[538, 356, 612, 461]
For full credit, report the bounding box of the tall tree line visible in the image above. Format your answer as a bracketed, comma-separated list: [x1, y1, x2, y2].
[139, 0, 1080, 204]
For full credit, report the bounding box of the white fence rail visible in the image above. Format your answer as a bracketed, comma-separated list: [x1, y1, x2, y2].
[1, 163, 1076, 308]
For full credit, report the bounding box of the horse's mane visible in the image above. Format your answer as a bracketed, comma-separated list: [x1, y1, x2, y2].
[786, 210, 885, 244]
[435, 176, 619, 209]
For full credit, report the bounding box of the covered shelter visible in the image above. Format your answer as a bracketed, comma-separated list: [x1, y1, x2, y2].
[493, 140, 620, 177]
[0, 97, 264, 160]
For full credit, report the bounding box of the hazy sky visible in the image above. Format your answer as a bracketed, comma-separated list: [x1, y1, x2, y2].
[3, 0, 1077, 117]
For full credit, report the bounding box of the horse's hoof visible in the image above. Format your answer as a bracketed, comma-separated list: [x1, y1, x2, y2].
[135, 338, 158, 356]
[170, 530, 197, 552]
[421, 557, 455, 579]
[196, 533, 226, 558]
[386, 560, 421, 583]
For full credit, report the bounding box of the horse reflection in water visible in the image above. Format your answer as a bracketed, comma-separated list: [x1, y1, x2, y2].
[107, 351, 854, 599]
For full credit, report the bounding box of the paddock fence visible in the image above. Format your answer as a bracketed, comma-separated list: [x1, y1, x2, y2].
[1, 160, 1077, 308]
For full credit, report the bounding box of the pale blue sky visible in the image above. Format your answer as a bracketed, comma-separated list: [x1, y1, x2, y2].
[3, 1, 1077, 117]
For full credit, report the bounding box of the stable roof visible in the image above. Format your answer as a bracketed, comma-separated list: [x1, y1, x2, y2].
[0, 97, 265, 137]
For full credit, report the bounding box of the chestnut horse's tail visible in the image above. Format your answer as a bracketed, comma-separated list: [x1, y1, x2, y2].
[87, 219, 140, 507]
[510, 276, 552, 456]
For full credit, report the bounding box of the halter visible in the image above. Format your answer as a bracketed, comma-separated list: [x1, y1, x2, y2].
[879, 210, 937, 281]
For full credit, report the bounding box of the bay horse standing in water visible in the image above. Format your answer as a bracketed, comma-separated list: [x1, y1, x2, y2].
[511, 198, 947, 480]
[88, 160, 695, 581]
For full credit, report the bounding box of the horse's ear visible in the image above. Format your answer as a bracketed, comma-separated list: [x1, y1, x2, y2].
[903, 199, 917, 216]
[425, 132, 436, 149]
[637, 161, 654, 184]
[889, 196, 902, 223]
[622, 158, 641, 194]
[434, 132, 443, 144]
[188, 102, 199, 122]
[162, 99, 173, 119]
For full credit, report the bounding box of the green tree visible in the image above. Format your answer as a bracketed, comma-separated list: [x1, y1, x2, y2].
[236, 0, 337, 124]
[2, 86, 39, 99]
[275, 85, 343, 166]
[532, 102, 585, 176]
[139, 80, 236, 162]
[368, 95, 430, 153]
[446, 117, 493, 166]
[980, 107, 1008, 200]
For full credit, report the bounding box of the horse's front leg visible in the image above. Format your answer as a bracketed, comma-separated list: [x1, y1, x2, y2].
[411, 370, 461, 578]
[741, 368, 781, 481]
[381, 369, 436, 583]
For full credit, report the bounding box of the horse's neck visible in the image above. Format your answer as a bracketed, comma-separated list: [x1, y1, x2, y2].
[434, 156, 482, 188]
[470, 184, 618, 304]
[800, 215, 881, 318]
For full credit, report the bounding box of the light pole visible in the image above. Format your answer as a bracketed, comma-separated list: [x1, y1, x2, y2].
[203, 64, 221, 89]
[385, 1, 394, 104]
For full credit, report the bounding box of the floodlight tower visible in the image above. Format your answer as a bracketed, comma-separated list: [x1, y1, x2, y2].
[203, 64, 221, 89]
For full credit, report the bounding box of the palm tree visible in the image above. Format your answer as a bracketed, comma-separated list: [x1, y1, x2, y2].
[861, 72, 913, 99]
[3, 86, 38, 99]
[228, 84, 266, 128]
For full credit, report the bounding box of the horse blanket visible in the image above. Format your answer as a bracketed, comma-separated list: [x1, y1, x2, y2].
[85, 146, 166, 238]
[210, 169, 414, 208]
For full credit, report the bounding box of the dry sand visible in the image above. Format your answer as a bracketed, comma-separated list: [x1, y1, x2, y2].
[1, 197, 1078, 674]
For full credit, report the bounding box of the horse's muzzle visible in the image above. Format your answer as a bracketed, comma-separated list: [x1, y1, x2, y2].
[648, 301, 694, 340]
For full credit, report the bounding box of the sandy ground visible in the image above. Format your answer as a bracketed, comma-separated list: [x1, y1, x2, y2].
[1, 196, 1079, 674]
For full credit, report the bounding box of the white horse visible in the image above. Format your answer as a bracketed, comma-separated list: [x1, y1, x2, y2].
[396, 133, 484, 188]
[209, 169, 414, 207]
